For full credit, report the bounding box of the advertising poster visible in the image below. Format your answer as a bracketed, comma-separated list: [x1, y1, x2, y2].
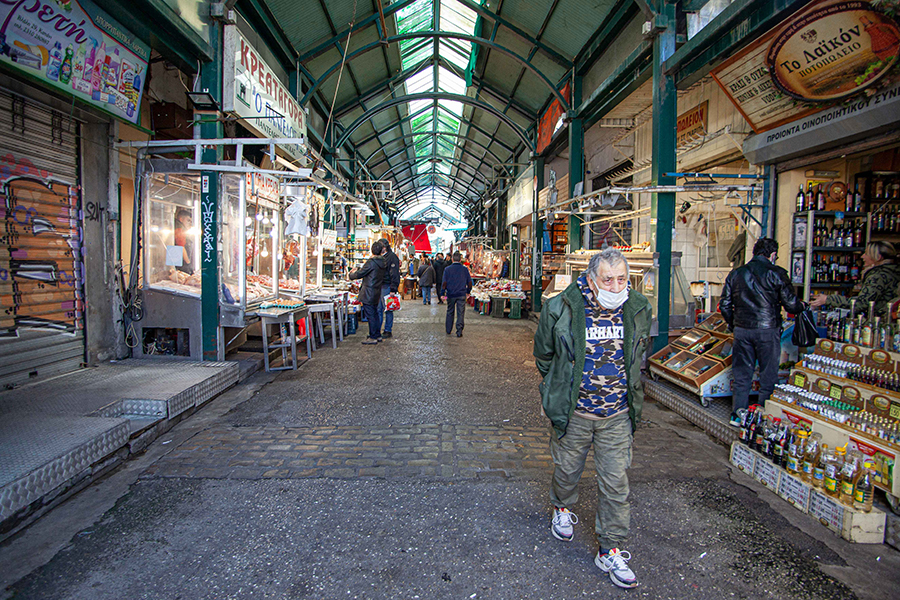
[0, 0, 150, 124]
[712, 0, 900, 133]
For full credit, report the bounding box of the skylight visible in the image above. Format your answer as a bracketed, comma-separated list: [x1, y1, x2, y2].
[394, 0, 478, 208]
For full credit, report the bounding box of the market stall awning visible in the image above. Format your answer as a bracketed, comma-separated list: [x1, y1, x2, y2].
[402, 224, 433, 253]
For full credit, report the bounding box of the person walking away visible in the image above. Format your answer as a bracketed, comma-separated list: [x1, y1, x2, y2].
[376, 238, 401, 338]
[809, 241, 900, 318]
[349, 241, 386, 345]
[418, 257, 436, 305]
[720, 238, 805, 422]
[441, 252, 472, 337]
[433, 253, 447, 304]
[533, 248, 651, 589]
[500, 256, 510, 279]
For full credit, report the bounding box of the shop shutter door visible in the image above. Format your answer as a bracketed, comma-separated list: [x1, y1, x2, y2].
[0, 90, 85, 388]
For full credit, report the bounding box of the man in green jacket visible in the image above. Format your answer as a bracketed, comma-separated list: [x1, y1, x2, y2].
[534, 247, 652, 590]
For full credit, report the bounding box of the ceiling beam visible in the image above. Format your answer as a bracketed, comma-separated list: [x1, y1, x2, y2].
[335, 93, 534, 151]
[301, 32, 568, 110]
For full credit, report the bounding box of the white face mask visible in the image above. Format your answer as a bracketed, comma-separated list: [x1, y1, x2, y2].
[589, 277, 629, 309]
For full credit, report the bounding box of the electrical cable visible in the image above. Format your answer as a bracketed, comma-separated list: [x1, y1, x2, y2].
[322, 0, 359, 151]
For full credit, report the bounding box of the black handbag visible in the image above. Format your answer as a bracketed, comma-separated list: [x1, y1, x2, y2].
[791, 308, 818, 347]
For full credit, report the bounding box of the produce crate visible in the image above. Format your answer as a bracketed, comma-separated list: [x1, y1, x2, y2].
[509, 298, 522, 319]
[491, 298, 505, 318]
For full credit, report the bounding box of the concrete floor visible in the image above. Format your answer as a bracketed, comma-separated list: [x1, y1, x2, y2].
[1, 302, 898, 599]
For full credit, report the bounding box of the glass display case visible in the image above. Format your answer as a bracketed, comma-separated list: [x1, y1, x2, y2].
[144, 174, 202, 297]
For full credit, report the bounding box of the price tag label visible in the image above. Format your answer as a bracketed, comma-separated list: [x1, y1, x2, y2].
[829, 384, 842, 400]
[891, 402, 900, 420]
[793, 372, 808, 388]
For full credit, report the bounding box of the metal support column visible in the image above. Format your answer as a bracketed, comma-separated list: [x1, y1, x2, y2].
[650, 2, 677, 353]
[568, 74, 584, 251]
[532, 156, 545, 313]
[200, 22, 224, 361]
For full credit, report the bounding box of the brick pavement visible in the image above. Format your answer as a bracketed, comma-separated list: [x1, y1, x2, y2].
[140, 424, 582, 481]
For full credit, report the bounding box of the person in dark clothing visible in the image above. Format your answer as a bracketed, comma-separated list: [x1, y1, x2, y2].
[500, 257, 510, 279]
[173, 207, 195, 275]
[720, 238, 806, 418]
[350, 241, 386, 344]
[376, 238, 402, 338]
[433, 253, 447, 304]
[418, 257, 436, 305]
[441, 251, 473, 337]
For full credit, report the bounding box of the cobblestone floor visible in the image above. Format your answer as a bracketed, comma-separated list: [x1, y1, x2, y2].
[143, 424, 557, 481]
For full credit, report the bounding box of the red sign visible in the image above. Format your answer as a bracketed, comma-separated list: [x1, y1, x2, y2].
[782, 409, 813, 427]
[536, 82, 571, 154]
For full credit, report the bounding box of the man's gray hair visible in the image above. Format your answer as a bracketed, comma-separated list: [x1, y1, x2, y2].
[587, 247, 629, 279]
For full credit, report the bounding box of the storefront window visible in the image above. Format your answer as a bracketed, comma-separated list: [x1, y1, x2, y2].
[145, 174, 201, 297]
[220, 175, 243, 305]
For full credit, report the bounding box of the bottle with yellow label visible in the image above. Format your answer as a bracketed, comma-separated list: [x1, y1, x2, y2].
[786, 429, 808, 475]
[839, 449, 863, 505]
[853, 460, 876, 512]
[800, 432, 821, 484]
[824, 445, 845, 497]
[812, 443, 828, 490]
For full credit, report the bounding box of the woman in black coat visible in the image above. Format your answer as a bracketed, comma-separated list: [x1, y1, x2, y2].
[349, 241, 386, 344]
[433, 253, 447, 304]
[417, 257, 436, 305]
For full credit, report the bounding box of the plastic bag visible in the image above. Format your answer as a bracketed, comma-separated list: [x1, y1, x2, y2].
[385, 293, 401, 312]
[791, 308, 818, 347]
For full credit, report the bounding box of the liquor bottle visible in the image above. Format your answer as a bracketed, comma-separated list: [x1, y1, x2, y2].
[845, 185, 854, 212]
[807, 183, 816, 212]
[796, 185, 805, 212]
[853, 183, 863, 212]
[848, 221, 857, 247]
[877, 313, 889, 350]
[855, 219, 864, 246]
[812, 443, 829, 490]
[801, 432, 822, 484]
[875, 177, 885, 201]
[853, 460, 876, 512]
[839, 450, 863, 506]
[817, 185, 827, 211]
[824, 445, 845, 498]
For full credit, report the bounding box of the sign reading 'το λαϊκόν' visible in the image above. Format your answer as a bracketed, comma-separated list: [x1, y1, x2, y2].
[712, 0, 900, 133]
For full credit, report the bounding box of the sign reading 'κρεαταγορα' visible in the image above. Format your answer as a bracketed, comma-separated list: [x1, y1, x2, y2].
[712, 0, 900, 133]
[0, 0, 149, 124]
[223, 25, 307, 165]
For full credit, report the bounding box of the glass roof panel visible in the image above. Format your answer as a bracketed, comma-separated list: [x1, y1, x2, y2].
[394, 0, 479, 207]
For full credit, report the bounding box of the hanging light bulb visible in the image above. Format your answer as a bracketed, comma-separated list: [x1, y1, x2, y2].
[245, 216, 252, 226]
[261, 247, 269, 258]
[256, 212, 263, 221]
[263, 217, 271, 225]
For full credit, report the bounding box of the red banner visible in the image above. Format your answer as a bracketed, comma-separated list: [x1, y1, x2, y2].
[536, 82, 571, 154]
[401, 224, 432, 253]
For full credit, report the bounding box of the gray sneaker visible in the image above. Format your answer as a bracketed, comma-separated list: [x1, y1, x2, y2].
[595, 548, 637, 588]
[551, 507, 577, 541]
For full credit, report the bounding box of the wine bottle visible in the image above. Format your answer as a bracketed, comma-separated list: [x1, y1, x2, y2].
[797, 185, 805, 212]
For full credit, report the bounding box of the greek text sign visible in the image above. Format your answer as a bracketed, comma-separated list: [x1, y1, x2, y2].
[223, 25, 307, 164]
[676, 101, 708, 145]
[0, 0, 149, 124]
[712, 0, 900, 133]
[767, 1, 900, 102]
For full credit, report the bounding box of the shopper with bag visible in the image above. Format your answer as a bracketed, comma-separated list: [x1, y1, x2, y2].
[349, 241, 386, 345]
[418, 257, 436, 305]
[376, 238, 402, 338]
[720, 238, 806, 420]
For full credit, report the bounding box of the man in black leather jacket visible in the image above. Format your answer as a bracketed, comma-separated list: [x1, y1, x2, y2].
[376, 238, 402, 338]
[720, 238, 805, 416]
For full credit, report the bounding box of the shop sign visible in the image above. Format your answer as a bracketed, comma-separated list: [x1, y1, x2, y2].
[711, 0, 900, 133]
[676, 101, 708, 145]
[246, 172, 279, 202]
[223, 25, 307, 164]
[767, 1, 900, 102]
[0, 0, 149, 124]
[322, 229, 336, 250]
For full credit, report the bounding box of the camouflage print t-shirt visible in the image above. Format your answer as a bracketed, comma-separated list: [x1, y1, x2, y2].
[576, 276, 628, 419]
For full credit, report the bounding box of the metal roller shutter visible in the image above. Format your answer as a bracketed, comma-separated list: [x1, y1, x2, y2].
[0, 89, 85, 388]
